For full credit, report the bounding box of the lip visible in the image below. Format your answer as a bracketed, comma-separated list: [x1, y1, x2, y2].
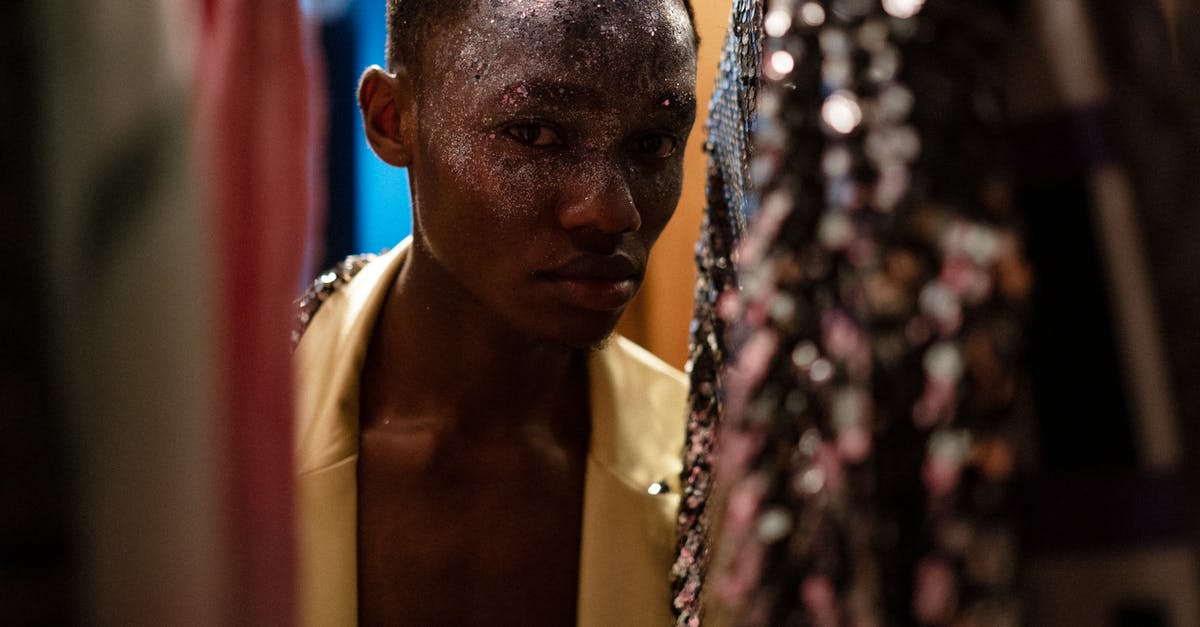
[538, 254, 643, 311]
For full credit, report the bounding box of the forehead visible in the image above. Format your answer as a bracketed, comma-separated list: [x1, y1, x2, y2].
[418, 0, 696, 97]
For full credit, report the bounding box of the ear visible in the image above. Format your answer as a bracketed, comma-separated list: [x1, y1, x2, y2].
[358, 65, 416, 167]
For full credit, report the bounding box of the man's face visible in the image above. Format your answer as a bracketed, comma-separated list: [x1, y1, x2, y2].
[406, 0, 697, 348]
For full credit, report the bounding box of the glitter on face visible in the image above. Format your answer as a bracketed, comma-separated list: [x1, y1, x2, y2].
[400, 0, 699, 347]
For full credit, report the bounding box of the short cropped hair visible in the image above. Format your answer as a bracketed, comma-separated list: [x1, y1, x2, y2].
[385, 0, 700, 73]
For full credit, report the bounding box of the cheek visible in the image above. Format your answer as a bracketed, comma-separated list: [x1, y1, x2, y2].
[633, 164, 685, 237]
[425, 131, 555, 227]
[481, 155, 566, 225]
[417, 131, 570, 275]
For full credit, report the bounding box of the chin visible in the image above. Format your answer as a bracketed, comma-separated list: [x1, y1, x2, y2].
[541, 326, 618, 352]
[523, 311, 622, 351]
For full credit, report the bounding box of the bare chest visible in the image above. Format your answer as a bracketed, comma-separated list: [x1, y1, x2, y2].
[356, 425, 587, 626]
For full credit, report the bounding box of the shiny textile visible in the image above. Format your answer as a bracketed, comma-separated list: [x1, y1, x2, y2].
[682, 1, 1029, 624]
[293, 252, 378, 348]
[672, 1, 763, 625]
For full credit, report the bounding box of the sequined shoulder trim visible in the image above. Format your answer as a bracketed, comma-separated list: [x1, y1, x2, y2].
[292, 253, 379, 349]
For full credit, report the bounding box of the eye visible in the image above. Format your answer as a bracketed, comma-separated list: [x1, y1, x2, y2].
[504, 123, 562, 147]
[634, 134, 679, 158]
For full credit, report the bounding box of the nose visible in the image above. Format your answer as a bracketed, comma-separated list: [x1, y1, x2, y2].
[556, 162, 642, 236]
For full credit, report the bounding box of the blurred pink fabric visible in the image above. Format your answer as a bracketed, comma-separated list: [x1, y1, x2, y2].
[196, 0, 326, 622]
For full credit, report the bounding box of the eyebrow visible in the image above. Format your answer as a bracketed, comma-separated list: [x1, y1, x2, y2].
[653, 91, 698, 115]
[493, 80, 698, 116]
[494, 80, 605, 109]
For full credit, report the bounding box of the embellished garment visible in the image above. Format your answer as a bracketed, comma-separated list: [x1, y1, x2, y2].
[671, 1, 763, 624]
[293, 252, 377, 349]
[681, 1, 1028, 625]
[292, 239, 689, 626]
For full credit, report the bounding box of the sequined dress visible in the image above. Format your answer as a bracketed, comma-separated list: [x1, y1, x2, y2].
[676, 1, 1028, 625]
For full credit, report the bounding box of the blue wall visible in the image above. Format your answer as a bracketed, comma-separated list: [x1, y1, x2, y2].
[351, 0, 412, 254]
[314, 0, 412, 266]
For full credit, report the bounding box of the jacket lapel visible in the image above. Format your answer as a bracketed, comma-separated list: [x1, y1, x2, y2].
[578, 337, 686, 627]
[294, 242, 409, 627]
[295, 245, 684, 627]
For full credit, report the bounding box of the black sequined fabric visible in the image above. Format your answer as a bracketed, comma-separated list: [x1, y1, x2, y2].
[292, 253, 378, 348]
[685, 1, 1028, 625]
[672, 2, 763, 625]
[706, 0, 764, 235]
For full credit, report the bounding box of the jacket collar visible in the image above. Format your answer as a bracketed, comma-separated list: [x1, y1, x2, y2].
[294, 239, 682, 626]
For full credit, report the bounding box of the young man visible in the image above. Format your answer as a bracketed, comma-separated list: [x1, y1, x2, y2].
[293, 1, 698, 624]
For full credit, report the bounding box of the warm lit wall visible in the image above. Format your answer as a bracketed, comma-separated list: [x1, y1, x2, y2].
[618, 0, 733, 370]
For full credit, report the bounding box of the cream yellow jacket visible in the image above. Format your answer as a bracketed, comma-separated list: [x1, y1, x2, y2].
[293, 241, 687, 626]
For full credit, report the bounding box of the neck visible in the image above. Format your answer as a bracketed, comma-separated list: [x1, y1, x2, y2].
[364, 239, 590, 437]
